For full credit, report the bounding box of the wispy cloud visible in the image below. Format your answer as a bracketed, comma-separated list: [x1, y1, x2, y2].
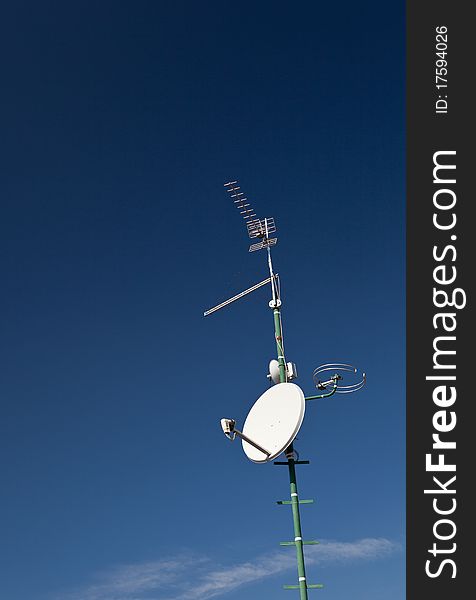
[57, 538, 400, 600]
[307, 537, 398, 564]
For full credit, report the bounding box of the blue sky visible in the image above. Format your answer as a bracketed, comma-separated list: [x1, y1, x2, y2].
[0, 2, 405, 599]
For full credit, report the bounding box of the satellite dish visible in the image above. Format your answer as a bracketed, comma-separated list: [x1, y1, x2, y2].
[242, 383, 305, 463]
[268, 359, 298, 383]
[268, 359, 280, 384]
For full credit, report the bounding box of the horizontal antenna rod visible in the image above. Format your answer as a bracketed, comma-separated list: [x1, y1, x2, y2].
[204, 276, 274, 317]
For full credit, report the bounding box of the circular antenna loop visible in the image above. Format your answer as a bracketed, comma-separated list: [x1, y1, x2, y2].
[312, 363, 366, 394]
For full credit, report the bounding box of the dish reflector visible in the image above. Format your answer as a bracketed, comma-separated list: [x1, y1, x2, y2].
[242, 383, 305, 463]
[269, 359, 280, 384]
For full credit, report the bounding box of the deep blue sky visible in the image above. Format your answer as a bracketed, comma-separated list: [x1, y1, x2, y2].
[1, 2, 405, 600]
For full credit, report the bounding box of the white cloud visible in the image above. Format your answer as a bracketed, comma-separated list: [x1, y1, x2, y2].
[56, 538, 400, 600]
[307, 537, 399, 564]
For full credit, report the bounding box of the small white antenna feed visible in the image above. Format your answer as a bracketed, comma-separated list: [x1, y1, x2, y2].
[220, 418, 272, 457]
[268, 359, 281, 384]
[268, 359, 298, 384]
[312, 363, 366, 394]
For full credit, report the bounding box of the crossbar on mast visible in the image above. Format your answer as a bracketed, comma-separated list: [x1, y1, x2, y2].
[203, 276, 274, 316]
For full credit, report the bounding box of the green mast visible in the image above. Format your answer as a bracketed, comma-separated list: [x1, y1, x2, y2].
[274, 304, 310, 599]
[270, 269, 320, 598]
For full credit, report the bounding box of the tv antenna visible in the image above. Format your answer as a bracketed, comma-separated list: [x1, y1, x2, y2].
[204, 181, 280, 317]
[204, 180, 366, 599]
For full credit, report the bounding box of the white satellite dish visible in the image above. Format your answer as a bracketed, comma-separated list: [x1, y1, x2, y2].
[268, 359, 298, 383]
[269, 359, 280, 384]
[241, 383, 305, 463]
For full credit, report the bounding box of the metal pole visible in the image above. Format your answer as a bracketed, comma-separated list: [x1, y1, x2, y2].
[272, 305, 309, 600]
[288, 456, 308, 600]
[273, 308, 287, 383]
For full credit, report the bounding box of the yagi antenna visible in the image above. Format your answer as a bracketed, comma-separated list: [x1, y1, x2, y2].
[224, 180, 278, 252]
[203, 181, 280, 317]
